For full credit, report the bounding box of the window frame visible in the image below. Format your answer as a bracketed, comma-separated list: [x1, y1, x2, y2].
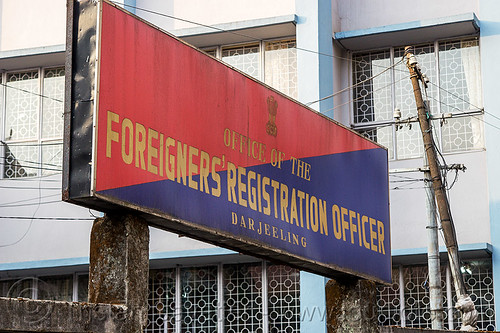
[201, 36, 297, 99]
[1, 65, 65, 179]
[350, 36, 484, 160]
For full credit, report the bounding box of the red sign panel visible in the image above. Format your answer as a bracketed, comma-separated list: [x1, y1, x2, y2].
[65, 0, 391, 282]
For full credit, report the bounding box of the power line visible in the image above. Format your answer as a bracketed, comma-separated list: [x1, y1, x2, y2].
[2, 174, 62, 182]
[0, 82, 63, 103]
[0, 199, 62, 208]
[0, 155, 62, 168]
[0, 141, 63, 147]
[425, 93, 500, 132]
[0, 185, 60, 190]
[0, 163, 62, 173]
[114, 1, 400, 72]
[0, 216, 93, 221]
[322, 76, 407, 116]
[306, 58, 404, 106]
[0, 193, 59, 206]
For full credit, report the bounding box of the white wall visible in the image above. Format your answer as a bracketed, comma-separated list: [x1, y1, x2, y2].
[336, 0, 479, 32]
[135, 0, 295, 32]
[389, 150, 490, 251]
[0, 175, 218, 265]
[0, 0, 66, 52]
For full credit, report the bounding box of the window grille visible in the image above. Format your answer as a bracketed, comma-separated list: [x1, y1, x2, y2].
[377, 259, 495, 330]
[145, 263, 300, 332]
[205, 38, 297, 99]
[2, 67, 64, 178]
[352, 38, 483, 160]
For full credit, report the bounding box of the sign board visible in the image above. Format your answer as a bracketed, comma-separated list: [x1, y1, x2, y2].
[64, 0, 391, 283]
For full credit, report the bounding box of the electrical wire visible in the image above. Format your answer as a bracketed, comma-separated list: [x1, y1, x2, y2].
[0, 141, 63, 147]
[321, 76, 408, 116]
[0, 82, 63, 104]
[0, 193, 60, 207]
[0, 152, 62, 170]
[0, 162, 62, 173]
[0, 200, 62, 208]
[113, 1, 406, 72]
[0, 156, 62, 169]
[2, 174, 62, 182]
[0, 185, 60, 190]
[0, 216, 93, 221]
[306, 58, 404, 106]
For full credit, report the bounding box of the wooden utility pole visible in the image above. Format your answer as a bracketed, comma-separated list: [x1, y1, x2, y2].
[405, 47, 478, 331]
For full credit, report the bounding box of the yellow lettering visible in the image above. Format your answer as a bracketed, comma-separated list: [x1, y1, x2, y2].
[135, 122, 146, 170]
[147, 128, 158, 175]
[377, 220, 385, 254]
[297, 190, 305, 228]
[290, 189, 299, 226]
[332, 205, 342, 240]
[262, 177, 271, 215]
[188, 146, 199, 190]
[211, 156, 221, 197]
[227, 162, 237, 204]
[280, 183, 289, 223]
[310, 196, 319, 232]
[106, 111, 119, 158]
[370, 218, 377, 252]
[349, 210, 357, 244]
[271, 180, 280, 219]
[237, 166, 248, 207]
[319, 199, 328, 235]
[247, 170, 257, 211]
[165, 137, 175, 180]
[362, 215, 370, 249]
[176, 141, 187, 185]
[341, 207, 349, 241]
[199, 151, 210, 194]
[121, 117, 133, 165]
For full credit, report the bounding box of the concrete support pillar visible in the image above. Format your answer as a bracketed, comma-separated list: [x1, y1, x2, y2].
[325, 278, 378, 333]
[89, 214, 150, 332]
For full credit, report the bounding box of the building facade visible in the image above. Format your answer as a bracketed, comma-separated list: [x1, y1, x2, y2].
[0, 0, 499, 331]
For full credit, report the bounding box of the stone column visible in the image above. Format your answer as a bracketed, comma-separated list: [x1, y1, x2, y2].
[89, 214, 150, 332]
[325, 278, 378, 333]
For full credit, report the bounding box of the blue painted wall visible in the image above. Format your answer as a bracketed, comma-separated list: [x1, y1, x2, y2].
[481, 0, 500, 324]
[295, 0, 333, 331]
[296, 0, 334, 118]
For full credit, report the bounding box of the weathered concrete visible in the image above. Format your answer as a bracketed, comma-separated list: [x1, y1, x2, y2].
[0, 297, 127, 331]
[379, 326, 499, 332]
[326, 278, 378, 333]
[379, 327, 452, 333]
[89, 214, 150, 333]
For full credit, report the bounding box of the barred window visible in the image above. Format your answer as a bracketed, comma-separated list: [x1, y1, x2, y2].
[205, 38, 298, 99]
[377, 259, 495, 331]
[353, 38, 483, 160]
[0, 275, 73, 301]
[2, 67, 64, 178]
[222, 43, 261, 79]
[146, 263, 300, 333]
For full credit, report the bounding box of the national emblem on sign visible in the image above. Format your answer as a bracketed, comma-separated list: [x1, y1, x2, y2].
[266, 95, 278, 137]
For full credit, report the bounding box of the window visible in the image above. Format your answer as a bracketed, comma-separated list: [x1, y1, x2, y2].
[146, 262, 300, 332]
[0, 274, 73, 301]
[377, 259, 495, 331]
[2, 67, 65, 178]
[352, 38, 483, 160]
[206, 38, 298, 99]
[2, 263, 300, 331]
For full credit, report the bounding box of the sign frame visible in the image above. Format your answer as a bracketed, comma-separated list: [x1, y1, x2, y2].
[63, 0, 391, 283]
